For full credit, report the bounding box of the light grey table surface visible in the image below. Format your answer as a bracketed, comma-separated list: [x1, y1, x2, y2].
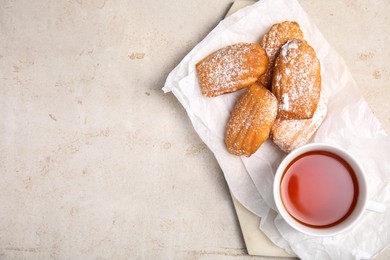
[1, 0, 389, 259]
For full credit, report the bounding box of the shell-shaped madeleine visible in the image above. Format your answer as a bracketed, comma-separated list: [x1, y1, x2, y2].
[272, 39, 321, 120]
[196, 43, 268, 97]
[225, 83, 277, 156]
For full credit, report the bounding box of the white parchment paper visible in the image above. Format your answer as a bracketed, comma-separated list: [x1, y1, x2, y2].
[163, 0, 390, 258]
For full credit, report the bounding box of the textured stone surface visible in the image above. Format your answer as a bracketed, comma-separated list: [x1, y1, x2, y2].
[0, 0, 389, 259]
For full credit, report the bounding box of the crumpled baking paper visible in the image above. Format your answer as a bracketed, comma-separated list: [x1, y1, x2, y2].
[162, 0, 390, 258]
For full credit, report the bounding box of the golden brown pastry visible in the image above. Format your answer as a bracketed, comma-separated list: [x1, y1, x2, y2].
[271, 90, 328, 153]
[196, 43, 268, 97]
[258, 21, 304, 89]
[272, 39, 321, 120]
[225, 83, 277, 157]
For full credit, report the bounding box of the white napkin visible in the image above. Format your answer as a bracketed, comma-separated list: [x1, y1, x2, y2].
[163, 0, 390, 258]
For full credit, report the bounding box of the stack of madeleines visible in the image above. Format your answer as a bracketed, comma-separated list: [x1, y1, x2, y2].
[196, 21, 328, 156]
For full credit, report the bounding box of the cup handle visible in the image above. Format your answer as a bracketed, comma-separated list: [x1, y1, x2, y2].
[366, 200, 387, 213]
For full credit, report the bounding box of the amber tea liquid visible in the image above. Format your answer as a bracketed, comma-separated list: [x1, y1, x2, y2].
[280, 151, 359, 228]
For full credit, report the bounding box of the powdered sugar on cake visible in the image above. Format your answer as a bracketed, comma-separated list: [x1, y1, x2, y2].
[272, 39, 321, 119]
[196, 43, 267, 97]
[281, 93, 290, 111]
[271, 90, 328, 153]
[207, 45, 251, 90]
[280, 40, 299, 56]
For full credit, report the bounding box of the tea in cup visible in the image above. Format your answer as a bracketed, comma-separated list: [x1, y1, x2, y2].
[273, 143, 385, 236]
